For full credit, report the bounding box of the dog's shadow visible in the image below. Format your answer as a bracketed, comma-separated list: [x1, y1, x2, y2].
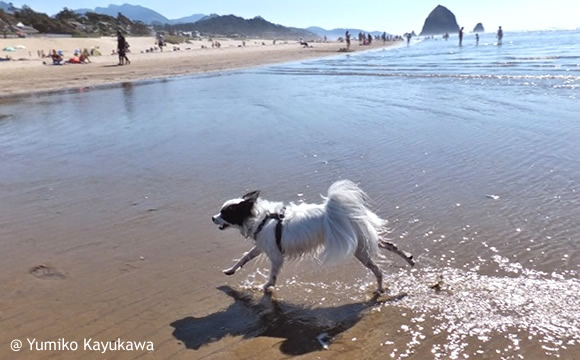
[170, 285, 406, 355]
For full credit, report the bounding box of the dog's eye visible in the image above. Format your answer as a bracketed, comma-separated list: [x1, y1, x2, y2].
[219, 202, 251, 226]
[220, 206, 236, 220]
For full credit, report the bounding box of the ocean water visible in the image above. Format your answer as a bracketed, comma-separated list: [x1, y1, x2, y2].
[1, 30, 579, 359]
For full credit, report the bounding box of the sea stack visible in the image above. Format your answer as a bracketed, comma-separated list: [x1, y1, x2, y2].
[419, 5, 459, 36]
[473, 23, 485, 32]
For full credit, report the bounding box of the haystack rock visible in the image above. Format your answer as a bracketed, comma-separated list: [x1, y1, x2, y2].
[419, 5, 459, 36]
[473, 23, 484, 32]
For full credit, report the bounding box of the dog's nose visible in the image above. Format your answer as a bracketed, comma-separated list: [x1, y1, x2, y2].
[211, 215, 216, 223]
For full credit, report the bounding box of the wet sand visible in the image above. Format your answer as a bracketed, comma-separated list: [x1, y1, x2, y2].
[0, 36, 393, 97]
[0, 37, 418, 360]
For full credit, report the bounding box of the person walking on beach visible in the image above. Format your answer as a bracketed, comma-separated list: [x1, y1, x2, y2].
[475, 33, 480, 45]
[117, 30, 129, 65]
[497, 26, 503, 45]
[458, 27, 464, 46]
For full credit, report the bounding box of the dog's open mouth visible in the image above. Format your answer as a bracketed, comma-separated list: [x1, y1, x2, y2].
[218, 224, 229, 230]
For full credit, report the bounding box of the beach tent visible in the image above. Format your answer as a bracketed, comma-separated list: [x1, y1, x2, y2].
[15, 45, 26, 49]
[3, 47, 16, 52]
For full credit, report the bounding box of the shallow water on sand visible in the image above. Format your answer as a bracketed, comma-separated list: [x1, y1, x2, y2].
[1, 30, 579, 359]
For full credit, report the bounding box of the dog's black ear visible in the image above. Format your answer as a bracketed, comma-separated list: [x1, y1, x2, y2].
[242, 190, 260, 202]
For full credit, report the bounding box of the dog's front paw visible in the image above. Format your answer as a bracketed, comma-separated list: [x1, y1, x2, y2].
[223, 268, 236, 276]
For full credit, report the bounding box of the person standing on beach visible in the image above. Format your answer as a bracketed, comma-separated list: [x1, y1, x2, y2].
[117, 30, 129, 65]
[497, 26, 503, 45]
[475, 33, 480, 45]
[157, 33, 165, 52]
[345, 31, 351, 49]
[459, 27, 464, 46]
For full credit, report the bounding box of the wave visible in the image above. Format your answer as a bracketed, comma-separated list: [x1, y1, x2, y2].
[505, 55, 580, 60]
[260, 69, 580, 81]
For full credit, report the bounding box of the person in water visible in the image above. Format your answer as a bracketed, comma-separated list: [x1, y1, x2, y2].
[475, 33, 480, 45]
[459, 27, 464, 46]
[497, 26, 504, 45]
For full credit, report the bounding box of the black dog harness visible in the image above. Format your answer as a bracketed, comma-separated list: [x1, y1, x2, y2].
[253, 207, 286, 253]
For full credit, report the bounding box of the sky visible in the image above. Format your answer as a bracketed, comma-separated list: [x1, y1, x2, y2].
[7, 0, 580, 34]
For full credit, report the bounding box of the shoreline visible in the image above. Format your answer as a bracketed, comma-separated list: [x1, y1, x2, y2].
[0, 36, 399, 99]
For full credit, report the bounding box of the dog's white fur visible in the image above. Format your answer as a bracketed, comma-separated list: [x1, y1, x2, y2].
[212, 180, 414, 292]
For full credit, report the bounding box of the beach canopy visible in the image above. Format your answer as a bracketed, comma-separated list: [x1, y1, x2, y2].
[3, 47, 16, 52]
[15, 45, 26, 49]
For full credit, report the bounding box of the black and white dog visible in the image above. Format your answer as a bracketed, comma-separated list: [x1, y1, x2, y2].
[212, 180, 415, 293]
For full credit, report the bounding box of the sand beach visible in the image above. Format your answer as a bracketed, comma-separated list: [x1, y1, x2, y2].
[0, 35, 407, 360]
[0, 36, 395, 97]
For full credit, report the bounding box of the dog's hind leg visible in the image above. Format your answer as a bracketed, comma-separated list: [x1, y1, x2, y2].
[378, 240, 415, 266]
[262, 254, 284, 292]
[223, 246, 262, 275]
[355, 249, 385, 293]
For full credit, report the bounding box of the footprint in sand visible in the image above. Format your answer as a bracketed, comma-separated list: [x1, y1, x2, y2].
[29, 265, 67, 280]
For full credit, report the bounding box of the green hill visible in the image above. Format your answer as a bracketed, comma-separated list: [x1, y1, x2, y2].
[158, 14, 318, 39]
[0, 6, 151, 37]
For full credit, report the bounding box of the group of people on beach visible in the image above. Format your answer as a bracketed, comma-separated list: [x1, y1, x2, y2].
[343, 30, 401, 50]
[36, 24, 508, 69]
[357, 31, 394, 45]
[457, 26, 503, 46]
[437, 26, 504, 46]
[41, 30, 131, 66]
[43, 48, 91, 65]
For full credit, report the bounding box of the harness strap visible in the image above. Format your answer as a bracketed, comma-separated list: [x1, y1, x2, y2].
[253, 207, 286, 253]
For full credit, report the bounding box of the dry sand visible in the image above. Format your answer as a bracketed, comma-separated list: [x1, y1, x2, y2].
[0, 36, 397, 97]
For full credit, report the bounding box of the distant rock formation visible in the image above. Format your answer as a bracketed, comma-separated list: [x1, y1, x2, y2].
[419, 5, 459, 36]
[473, 23, 484, 32]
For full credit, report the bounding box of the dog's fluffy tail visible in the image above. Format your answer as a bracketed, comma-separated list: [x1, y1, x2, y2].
[321, 180, 386, 262]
